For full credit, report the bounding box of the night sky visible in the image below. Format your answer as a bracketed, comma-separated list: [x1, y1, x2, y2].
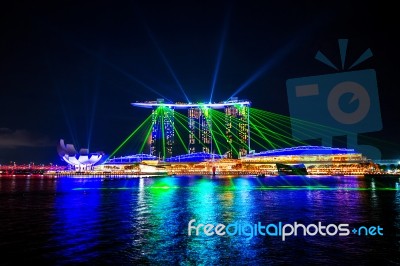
[1, 0, 399, 164]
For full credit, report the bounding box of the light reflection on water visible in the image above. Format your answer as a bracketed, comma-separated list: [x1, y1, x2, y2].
[0, 175, 399, 265]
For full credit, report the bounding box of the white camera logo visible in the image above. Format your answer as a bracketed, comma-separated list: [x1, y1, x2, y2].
[327, 81, 370, 125]
[286, 39, 382, 159]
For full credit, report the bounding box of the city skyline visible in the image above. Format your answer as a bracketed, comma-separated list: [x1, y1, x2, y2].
[1, 1, 399, 163]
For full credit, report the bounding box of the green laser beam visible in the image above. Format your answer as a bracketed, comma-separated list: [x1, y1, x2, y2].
[108, 114, 153, 159]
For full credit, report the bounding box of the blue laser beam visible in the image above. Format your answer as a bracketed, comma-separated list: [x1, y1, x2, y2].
[230, 14, 332, 100]
[209, 7, 231, 103]
[45, 54, 79, 148]
[144, 25, 191, 103]
[77, 44, 171, 101]
[87, 59, 102, 151]
[230, 39, 298, 99]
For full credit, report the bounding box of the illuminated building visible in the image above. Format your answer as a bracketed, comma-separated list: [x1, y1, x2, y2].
[224, 97, 250, 159]
[241, 146, 375, 175]
[188, 107, 211, 153]
[105, 154, 158, 164]
[132, 99, 251, 158]
[149, 99, 175, 159]
[57, 139, 104, 170]
[95, 153, 167, 174]
[56, 98, 380, 176]
[241, 146, 365, 163]
[93, 145, 378, 176]
[165, 152, 224, 162]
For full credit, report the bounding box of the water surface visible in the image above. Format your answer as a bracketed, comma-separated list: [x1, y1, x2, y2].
[0, 175, 399, 265]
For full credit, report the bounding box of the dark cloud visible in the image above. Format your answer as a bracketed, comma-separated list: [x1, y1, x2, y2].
[0, 128, 54, 148]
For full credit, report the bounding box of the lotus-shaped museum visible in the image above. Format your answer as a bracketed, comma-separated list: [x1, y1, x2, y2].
[57, 139, 104, 170]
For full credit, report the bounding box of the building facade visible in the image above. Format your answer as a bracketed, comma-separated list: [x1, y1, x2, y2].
[224, 99, 250, 159]
[132, 99, 251, 159]
[150, 100, 174, 159]
[188, 107, 212, 154]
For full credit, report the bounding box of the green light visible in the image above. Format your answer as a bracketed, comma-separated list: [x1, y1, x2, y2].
[139, 118, 154, 154]
[249, 119, 276, 149]
[249, 107, 360, 148]
[174, 111, 206, 150]
[148, 178, 181, 194]
[215, 107, 251, 156]
[149, 186, 180, 190]
[205, 108, 221, 154]
[211, 110, 238, 154]
[108, 114, 153, 159]
[160, 107, 166, 159]
[166, 109, 188, 153]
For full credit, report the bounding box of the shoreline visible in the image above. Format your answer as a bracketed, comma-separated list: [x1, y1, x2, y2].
[1, 173, 399, 178]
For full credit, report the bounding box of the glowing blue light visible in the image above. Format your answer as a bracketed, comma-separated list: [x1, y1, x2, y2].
[209, 8, 231, 103]
[145, 25, 191, 103]
[131, 101, 250, 109]
[229, 18, 323, 99]
[246, 146, 357, 157]
[106, 154, 158, 164]
[72, 42, 171, 101]
[165, 152, 224, 162]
